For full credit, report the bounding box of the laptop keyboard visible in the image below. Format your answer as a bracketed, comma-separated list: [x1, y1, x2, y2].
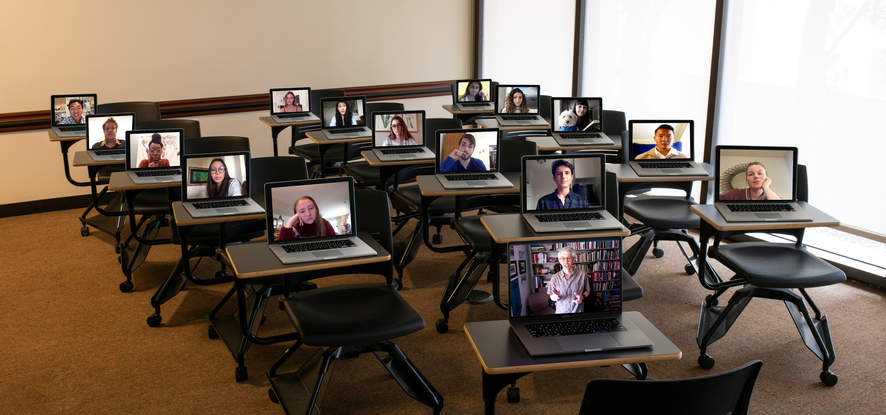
[134, 169, 178, 177]
[727, 204, 795, 212]
[193, 199, 249, 209]
[499, 114, 537, 120]
[379, 147, 423, 154]
[444, 173, 497, 181]
[559, 132, 601, 138]
[329, 127, 364, 134]
[638, 161, 693, 169]
[281, 239, 355, 253]
[526, 318, 625, 337]
[537, 212, 603, 222]
[93, 149, 125, 155]
[57, 125, 85, 131]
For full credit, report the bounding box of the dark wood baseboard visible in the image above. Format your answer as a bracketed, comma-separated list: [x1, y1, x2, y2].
[0, 194, 104, 218]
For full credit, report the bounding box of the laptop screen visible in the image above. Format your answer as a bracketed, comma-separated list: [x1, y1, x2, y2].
[87, 114, 134, 149]
[454, 79, 493, 103]
[270, 88, 310, 115]
[496, 85, 540, 114]
[183, 153, 249, 201]
[436, 129, 498, 173]
[716, 146, 797, 203]
[551, 97, 603, 133]
[126, 130, 182, 170]
[508, 238, 622, 318]
[373, 111, 425, 147]
[51, 94, 97, 127]
[267, 178, 355, 243]
[321, 97, 366, 128]
[523, 155, 605, 212]
[629, 121, 694, 160]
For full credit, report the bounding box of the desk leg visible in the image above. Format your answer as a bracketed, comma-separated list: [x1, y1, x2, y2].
[621, 362, 648, 379]
[482, 371, 527, 415]
[270, 125, 289, 157]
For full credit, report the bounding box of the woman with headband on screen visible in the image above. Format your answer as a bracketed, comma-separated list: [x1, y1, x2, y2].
[380, 115, 417, 146]
[276, 196, 336, 240]
[719, 161, 781, 201]
[501, 88, 529, 113]
[138, 133, 170, 168]
[206, 158, 242, 198]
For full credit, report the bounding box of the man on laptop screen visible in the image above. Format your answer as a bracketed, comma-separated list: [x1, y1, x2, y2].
[86, 113, 134, 160]
[435, 128, 513, 188]
[371, 110, 434, 161]
[628, 120, 709, 176]
[51, 94, 97, 137]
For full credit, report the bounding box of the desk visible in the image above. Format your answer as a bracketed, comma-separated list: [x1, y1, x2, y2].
[465, 312, 682, 415]
[527, 135, 622, 153]
[442, 104, 495, 125]
[72, 151, 126, 240]
[475, 117, 551, 131]
[303, 129, 371, 177]
[49, 129, 89, 187]
[360, 150, 434, 190]
[258, 115, 320, 157]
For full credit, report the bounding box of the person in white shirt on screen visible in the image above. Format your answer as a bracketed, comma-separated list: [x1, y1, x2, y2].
[635, 124, 688, 159]
[380, 115, 417, 146]
[546, 247, 590, 314]
[206, 158, 242, 198]
[328, 100, 360, 127]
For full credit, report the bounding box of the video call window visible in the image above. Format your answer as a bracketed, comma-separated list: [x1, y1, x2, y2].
[717, 148, 795, 202]
[456, 80, 492, 103]
[373, 112, 424, 147]
[87, 115, 134, 149]
[524, 157, 603, 212]
[496, 85, 539, 114]
[269, 180, 353, 242]
[322, 98, 365, 127]
[552, 98, 602, 133]
[630, 121, 693, 160]
[52, 95, 96, 126]
[270, 89, 310, 114]
[437, 130, 498, 173]
[128, 131, 181, 169]
[184, 154, 248, 200]
[508, 238, 622, 317]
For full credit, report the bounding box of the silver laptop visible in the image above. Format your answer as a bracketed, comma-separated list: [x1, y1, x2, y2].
[551, 97, 615, 146]
[494, 84, 549, 126]
[507, 237, 653, 357]
[453, 79, 495, 111]
[50, 94, 97, 137]
[714, 146, 812, 222]
[86, 113, 134, 161]
[265, 177, 377, 264]
[269, 87, 320, 123]
[434, 128, 513, 189]
[124, 129, 183, 184]
[181, 152, 264, 218]
[521, 154, 623, 232]
[371, 110, 434, 161]
[628, 120, 709, 176]
[320, 96, 371, 139]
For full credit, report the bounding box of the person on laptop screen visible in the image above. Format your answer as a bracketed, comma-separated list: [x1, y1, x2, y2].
[92, 117, 125, 149]
[276, 196, 337, 241]
[440, 133, 487, 172]
[280, 91, 304, 113]
[546, 247, 590, 314]
[207, 158, 242, 198]
[635, 124, 688, 159]
[381, 115, 417, 146]
[501, 88, 529, 113]
[536, 159, 589, 210]
[139, 133, 171, 168]
[557, 99, 597, 132]
[458, 81, 489, 102]
[58, 99, 86, 125]
[719, 161, 781, 201]
[328, 99, 362, 127]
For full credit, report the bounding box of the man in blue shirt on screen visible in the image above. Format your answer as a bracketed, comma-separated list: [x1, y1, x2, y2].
[536, 159, 589, 210]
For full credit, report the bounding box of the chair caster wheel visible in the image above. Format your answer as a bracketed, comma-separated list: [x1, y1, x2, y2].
[146, 314, 162, 327]
[235, 366, 248, 382]
[705, 294, 718, 307]
[652, 248, 664, 258]
[698, 354, 715, 370]
[390, 279, 402, 291]
[432, 233, 442, 244]
[115, 245, 120, 254]
[268, 388, 279, 404]
[208, 326, 219, 339]
[684, 264, 696, 275]
[435, 318, 449, 333]
[278, 299, 286, 311]
[80, 227, 90, 237]
[820, 370, 838, 386]
[119, 280, 134, 293]
[506, 386, 520, 403]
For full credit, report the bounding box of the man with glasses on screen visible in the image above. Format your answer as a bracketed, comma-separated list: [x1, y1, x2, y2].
[546, 247, 590, 314]
[535, 160, 589, 210]
[636, 124, 688, 159]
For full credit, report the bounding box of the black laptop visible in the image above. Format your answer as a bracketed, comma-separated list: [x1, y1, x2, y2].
[550, 97, 614, 146]
[86, 113, 134, 161]
[50, 94, 97, 137]
[628, 120, 709, 176]
[181, 152, 264, 218]
[269, 87, 319, 123]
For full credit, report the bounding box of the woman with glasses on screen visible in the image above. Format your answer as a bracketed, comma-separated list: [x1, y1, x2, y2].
[206, 158, 242, 198]
[501, 88, 529, 113]
[380, 115, 417, 146]
[440, 133, 488, 172]
[719, 161, 781, 201]
[138, 133, 170, 168]
[280, 91, 304, 113]
[276, 196, 336, 240]
[91, 117, 124, 149]
[458, 81, 488, 102]
[329, 100, 360, 127]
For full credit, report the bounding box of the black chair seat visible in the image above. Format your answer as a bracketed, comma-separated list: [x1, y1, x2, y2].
[184, 221, 265, 245]
[286, 283, 424, 346]
[343, 161, 381, 186]
[453, 215, 492, 251]
[624, 196, 699, 229]
[131, 189, 174, 214]
[710, 242, 846, 288]
[289, 143, 345, 164]
[392, 187, 456, 215]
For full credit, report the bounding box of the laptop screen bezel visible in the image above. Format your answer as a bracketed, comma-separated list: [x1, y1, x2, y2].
[371, 110, 426, 150]
[320, 96, 367, 130]
[521, 153, 607, 214]
[435, 127, 501, 175]
[714, 145, 799, 204]
[452, 79, 494, 105]
[124, 128, 184, 172]
[269, 87, 311, 116]
[86, 112, 136, 150]
[495, 84, 541, 116]
[628, 119, 695, 161]
[50, 94, 98, 128]
[181, 151, 251, 203]
[265, 176, 358, 245]
[550, 97, 605, 133]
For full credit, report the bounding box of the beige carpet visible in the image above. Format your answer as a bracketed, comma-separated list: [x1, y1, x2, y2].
[0, 208, 884, 414]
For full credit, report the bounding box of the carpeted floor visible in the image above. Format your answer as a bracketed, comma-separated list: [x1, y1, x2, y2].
[1, 208, 884, 414]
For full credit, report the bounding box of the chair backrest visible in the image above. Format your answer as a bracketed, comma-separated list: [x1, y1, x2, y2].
[425, 118, 462, 151]
[97, 101, 161, 123]
[797, 164, 807, 202]
[499, 139, 537, 173]
[355, 188, 394, 284]
[539, 94, 553, 123]
[579, 360, 763, 415]
[249, 156, 308, 206]
[184, 136, 250, 155]
[605, 171, 619, 218]
[135, 119, 201, 140]
[602, 110, 626, 136]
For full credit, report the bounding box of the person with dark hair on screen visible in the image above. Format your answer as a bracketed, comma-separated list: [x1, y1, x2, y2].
[59, 99, 86, 124]
[440, 133, 488, 172]
[380, 115, 416, 146]
[636, 124, 688, 159]
[206, 158, 242, 198]
[571, 99, 596, 131]
[501, 88, 529, 113]
[719, 161, 781, 201]
[281, 91, 303, 112]
[276, 196, 336, 240]
[458, 81, 489, 102]
[92, 117, 124, 149]
[138, 133, 170, 168]
[328, 100, 360, 126]
[535, 159, 589, 210]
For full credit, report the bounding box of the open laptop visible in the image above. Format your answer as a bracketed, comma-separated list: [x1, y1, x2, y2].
[453, 79, 495, 111]
[181, 152, 264, 217]
[265, 177, 377, 264]
[550, 97, 614, 146]
[124, 129, 183, 184]
[435, 128, 513, 189]
[628, 120, 709, 176]
[371, 110, 434, 161]
[50, 94, 97, 137]
[319, 96, 371, 139]
[494, 84, 549, 126]
[521, 154, 623, 232]
[86, 113, 135, 161]
[507, 237, 653, 357]
[269, 87, 320, 123]
[714, 145, 812, 222]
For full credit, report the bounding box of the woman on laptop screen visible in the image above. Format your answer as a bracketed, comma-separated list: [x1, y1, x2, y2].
[280, 91, 303, 113]
[381, 115, 417, 146]
[92, 117, 124, 149]
[206, 158, 242, 198]
[501, 88, 529, 113]
[440, 133, 487, 172]
[536, 159, 589, 210]
[138, 133, 171, 168]
[719, 161, 781, 201]
[459, 81, 488, 102]
[276, 196, 336, 241]
[546, 247, 590, 314]
[329, 100, 360, 127]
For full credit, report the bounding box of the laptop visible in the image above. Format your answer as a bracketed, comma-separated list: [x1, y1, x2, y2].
[50, 94, 97, 137]
[265, 177, 377, 264]
[714, 145, 812, 222]
[181, 152, 264, 218]
[550, 97, 614, 146]
[269, 87, 320, 123]
[86, 113, 135, 161]
[494, 84, 549, 126]
[628, 120, 709, 176]
[434, 128, 513, 189]
[124, 129, 183, 184]
[521, 154, 624, 232]
[453, 79, 495, 111]
[371, 110, 434, 161]
[507, 237, 653, 357]
[320, 96, 371, 139]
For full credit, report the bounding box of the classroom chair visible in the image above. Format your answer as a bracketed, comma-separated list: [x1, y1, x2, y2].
[136, 119, 201, 139]
[97, 101, 161, 122]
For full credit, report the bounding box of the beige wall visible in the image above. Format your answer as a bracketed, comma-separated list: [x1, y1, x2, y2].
[1, 1, 472, 205]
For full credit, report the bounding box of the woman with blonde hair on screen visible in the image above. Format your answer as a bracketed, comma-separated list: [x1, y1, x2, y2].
[276, 196, 336, 240]
[280, 91, 303, 113]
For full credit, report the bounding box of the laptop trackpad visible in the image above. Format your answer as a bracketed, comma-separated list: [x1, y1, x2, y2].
[217, 208, 237, 213]
[756, 213, 782, 219]
[312, 250, 342, 259]
[556, 333, 618, 352]
[469, 181, 489, 187]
